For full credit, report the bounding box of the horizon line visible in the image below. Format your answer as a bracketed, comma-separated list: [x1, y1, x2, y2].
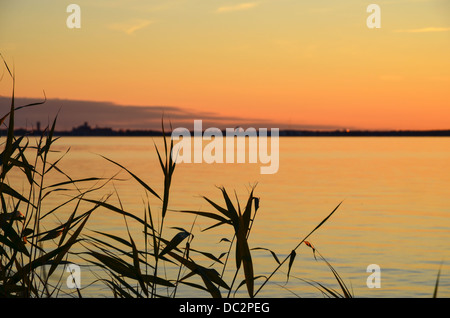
[3, 124, 450, 137]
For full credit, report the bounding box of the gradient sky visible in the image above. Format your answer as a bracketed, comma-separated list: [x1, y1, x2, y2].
[1, 0, 449, 130]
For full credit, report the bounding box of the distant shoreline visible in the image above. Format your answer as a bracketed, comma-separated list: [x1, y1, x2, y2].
[2, 128, 450, 137]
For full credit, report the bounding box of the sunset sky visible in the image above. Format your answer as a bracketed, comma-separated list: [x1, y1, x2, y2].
[1, 0, 449, 130]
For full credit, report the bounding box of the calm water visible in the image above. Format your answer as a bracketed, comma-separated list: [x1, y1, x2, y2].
[16, 136, 450, 298]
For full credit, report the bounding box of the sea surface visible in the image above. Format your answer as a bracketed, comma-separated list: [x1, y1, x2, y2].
[12, 136, 450, 298]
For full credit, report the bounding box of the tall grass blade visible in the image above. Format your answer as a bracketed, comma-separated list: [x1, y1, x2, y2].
[167, 251, 230, 291]
[128, 233, 149, 297]
[202, 196, 233, 220]
[47, 210, 93, 278]
[80, 198, 154, 232]
[175, 209, 230, 224]
[433, 263, 442, 298]
[254, 201, 343, 297]
[7, 240, 82, 285]
[99, 155, 161, 200]
[188, 248, 225, 265]
[0, 218, 30, 256]
[0, 183, 36, 207]
[86, 250, 138, 279]
[219, 187, 239, 230]
[236, 215, 254, 297]
[159, 230, 190, 258]
[252, 247, 280, 265]
[90, 230, 133, 248]
[287, 250, 296, 282]
[234, 276, 266, 297]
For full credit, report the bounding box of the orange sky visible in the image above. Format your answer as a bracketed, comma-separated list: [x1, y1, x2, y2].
[1, 1, 449, 130]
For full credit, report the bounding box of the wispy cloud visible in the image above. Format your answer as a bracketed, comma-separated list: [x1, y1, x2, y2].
[216, 2, 259, 13]
[1, 97, 341, 131]
[108, 19, 153, 35]
[394, 27, 450, 33]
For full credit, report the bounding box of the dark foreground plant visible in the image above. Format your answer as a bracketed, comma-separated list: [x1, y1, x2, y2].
[0, 55, 108, 297]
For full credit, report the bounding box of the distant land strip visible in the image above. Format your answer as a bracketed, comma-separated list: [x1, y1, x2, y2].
[1, 122, 450, 137]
